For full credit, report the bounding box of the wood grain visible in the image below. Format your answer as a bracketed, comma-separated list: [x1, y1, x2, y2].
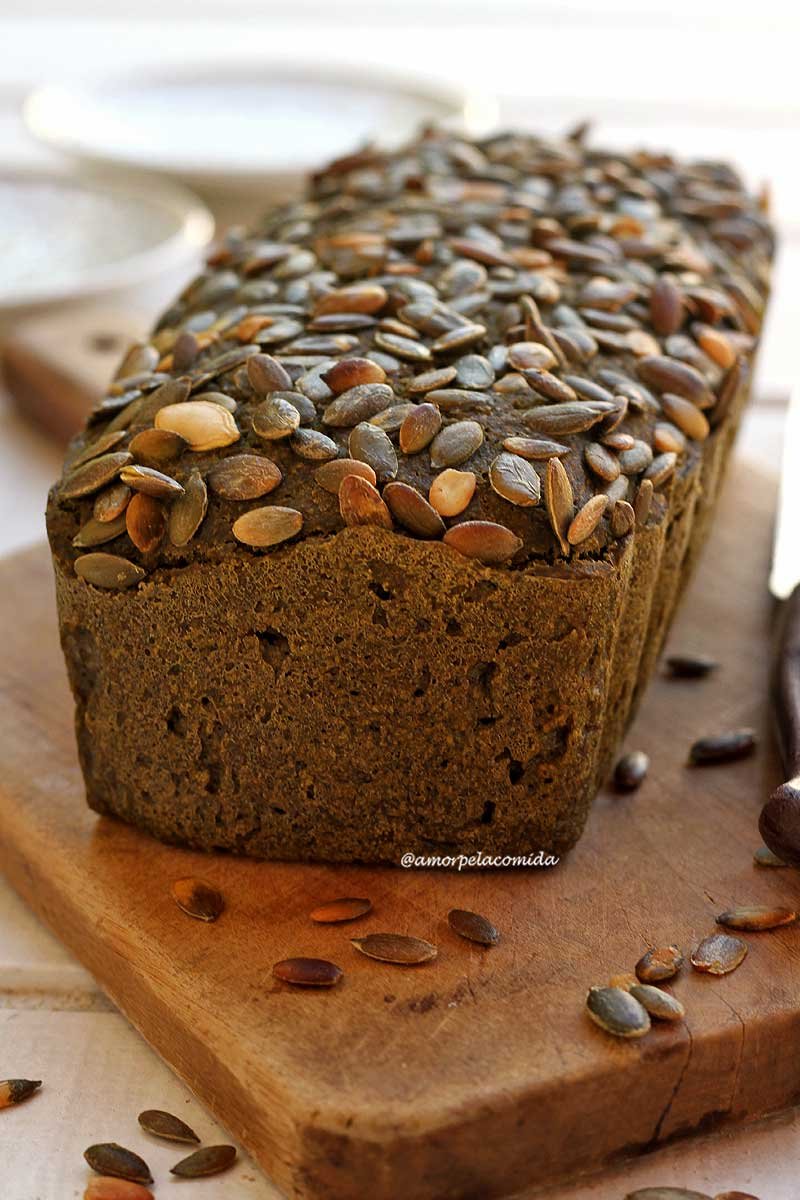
[1, 455, 798, 1200]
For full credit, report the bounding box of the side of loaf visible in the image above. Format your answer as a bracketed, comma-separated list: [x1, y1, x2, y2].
[46, 128, 773, 862]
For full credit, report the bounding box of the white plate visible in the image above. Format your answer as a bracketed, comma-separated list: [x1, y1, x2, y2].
[23, 63, 494, 191]
[0, 169, 213, 317]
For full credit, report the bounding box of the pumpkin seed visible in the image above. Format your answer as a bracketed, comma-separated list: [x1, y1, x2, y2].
[84, 1145, 152, 1185]
[375, 330, 432, 363]
[290, 428, 339, 461]
[634, 478, 654, 525]
[315, 283, 387, 316]
[568, 494, 608, 545]
[207, 454, 282, 500]
[507, 341, 558, 371]
[661, 393, 710, 441]
[246, 352, 293, 394]
[429, 419, 484, 468]
[429, 469, 477, 517]
[252, 394, 301, 440]
[637, 355, 714, 407]
[407, 366, 457, 394]
[618, 440, 654, 476]
[654, 422, 687, 455]
[170, 1145, 237, 1179]
[93, 482, 131, 523]
[753, 845, 788, 868]
[430, 323, 486, 354]
[635, 945, 683, 983]
[138, 1109, 200, 1144]
[613, 750, 649, 791]
[629, 984, 685, 1021]
[611, 500, 635, 538]
[0, 1079, 41, 1108]
[171, 877, 224, 922]
[716, 906, 796, 931]
[426, 388, 492, 415]
[126, 494, 166, 554]
[351, 933, 437, 964]
[68, 430, 127, 470]
[128, 428, 186, 465]
[608, 972, 638, 992]
[349, 423, 398, 482]
[649, 275, 684, 335]
[315, 458, 377, 494]
[522, 367, 577, 403]
[83, 1177, 154, 1200]
[489, 452, 541, 507]
[232, 506, 303, 548]
[502, 437, 568, 460]
[696, 325, 736, 369]
[691, 932, 748, 975]
[665, 654, 718, 678]
[310, 897, 373, 924]
[544, 457, 573, 554]
[689, 729, 756, 765]
[339, 475, 393, 529]
[443, 520, 522, 565]
[369, 403, 417, 434]
[448, 909, 500, 946]
[322, 357, 386, 394]
[168, 470, 207, 546]
[75, 554, 145, 590]
[155, 400, 240, 451]
[523, 400, 613, 436]
[322, 383, 395, 427]
[272, 957, 343, 986]
[399, 403, 442, 454]
[645, 451, 678, 487]
[586, 986, 650, 1038]
[119, 464, 184, 500]
[625, 1189, 712, 1200]
[61, 452, 133, 499]
[585, 442, 620, 482]
[73, 513, 129, 548]
[383, 482, 445, 538]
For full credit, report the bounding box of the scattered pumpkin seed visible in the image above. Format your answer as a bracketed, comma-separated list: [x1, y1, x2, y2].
[544, 457, 573, 555]
[252, 394, 302, 440]
[170, 1145, 237, 1178]
[207, 454, 282, 500]
[635, 945, 684, 983]
[0, 1079, 41, 1108]
[309, 897, 373, 924]
[608, 972, 638, 992]
[322, 357, 386, 394]
[689, 729, 756, 765]
[322, 383, 394, 427]
[399, 403, 442, 454]
[349, 422, 398, 482]
[119, 464, 184, 500]
[128, 428, 187, 464]
[246, 352, 293, 393]
[716, 906, 796, 932]
[138, 1109, 200, 1144]
[168, 470, 207, 546]
[613, 750, 649, 791]
[126, 494, 166, 555]
[73, 513, 129, 548]
[429, 419, 484, 468]
[448, 909, 500, 946]
[83, 1178, 154, 1200]
[315, 458, 376, 494]
[567, 494, 608, 545]
[290, 428, 339, 461]
[502, 437, 568, 460]
[155, 401, 240, 451]
[630, 984, 685, 1021]
[691, 933, 748, 975]
[171, 877, 224, 922]
[383, 482, 445, 538]
[273, 957, 343, 986]
[586, 986, 650, 1038]
[61, 452, 133, 499]
[489, 452, 541, 507]
[351, 933, 437, 964]
[84, 1144, 152, 1185]
[611, 500, 635, 538]
[429, 469, 476, 517]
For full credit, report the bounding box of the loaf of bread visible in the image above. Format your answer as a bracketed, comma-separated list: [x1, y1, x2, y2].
[46, 128, 773, 862]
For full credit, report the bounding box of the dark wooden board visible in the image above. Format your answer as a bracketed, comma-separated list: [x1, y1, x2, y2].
[1, 454, 798, 1200]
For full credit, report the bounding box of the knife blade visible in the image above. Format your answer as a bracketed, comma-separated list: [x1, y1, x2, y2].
[760, 386, 800, 865]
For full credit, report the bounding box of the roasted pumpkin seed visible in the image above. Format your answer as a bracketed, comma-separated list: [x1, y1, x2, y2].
[322, 383, 394, 427]
[168, 470, 207, 546]
[61, 452, 133, 499]
[83, 1177, 154, 1200]
[448, 909, 500, 946]
[586, 986, 650, 1038]
[128, 428, 186, 465]
[171, 877, 224, 922]
[429, 469, 477, 517]
[84, 1144, 152, 1185]
[126, 494, 166, 554]
[273, 957, 343, 986]
[349, 422, 398, 482]
[399, 403, 442, 453]
[544, 457, 573, 555]
[489, 452, 541, 507]
[429, 419, 483, 468]
[315, 458, 376, 494]
[691, 933, 748, 975]
[611, 500, 635, 538]
[246, 352, 293, 393]
[716, 906, 796, 932]
[207, 454, 282, 500]
[138, 1109, 200, 1144]
[567, 494, 608, 545]
[73, 513, 129, 549]
[170, 1144, 237, 1178]
[252, 394, 301, 440]
[502, 437, 568, 460]
[0, 1079, 41, 1108]
[155, 401, 240, 451]
[443, 520, 522, 565]
[635, 945, 683, 983]
[383, 482, 445, 538]
[339, 474, 393, 530]
[613, 750, 649, 791]
[93, 482, 132, 523]
[689, 729, 756, 765]
[351, 933, 437, 964]
[322, 357, 386, 394]
[75, 554, 145, 590]
[232, 506, 303, 548]
[629, 984, 685, 1021]
[309, 897, 373, 924]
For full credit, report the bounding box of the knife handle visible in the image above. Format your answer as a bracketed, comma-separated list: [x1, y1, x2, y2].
[759, 582, 800, 865]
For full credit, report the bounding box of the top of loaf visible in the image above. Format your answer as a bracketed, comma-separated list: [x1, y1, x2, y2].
[47, 126, 773, 584]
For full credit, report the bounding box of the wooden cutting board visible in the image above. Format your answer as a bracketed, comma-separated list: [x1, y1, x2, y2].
[1, 454, 798, 1200]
